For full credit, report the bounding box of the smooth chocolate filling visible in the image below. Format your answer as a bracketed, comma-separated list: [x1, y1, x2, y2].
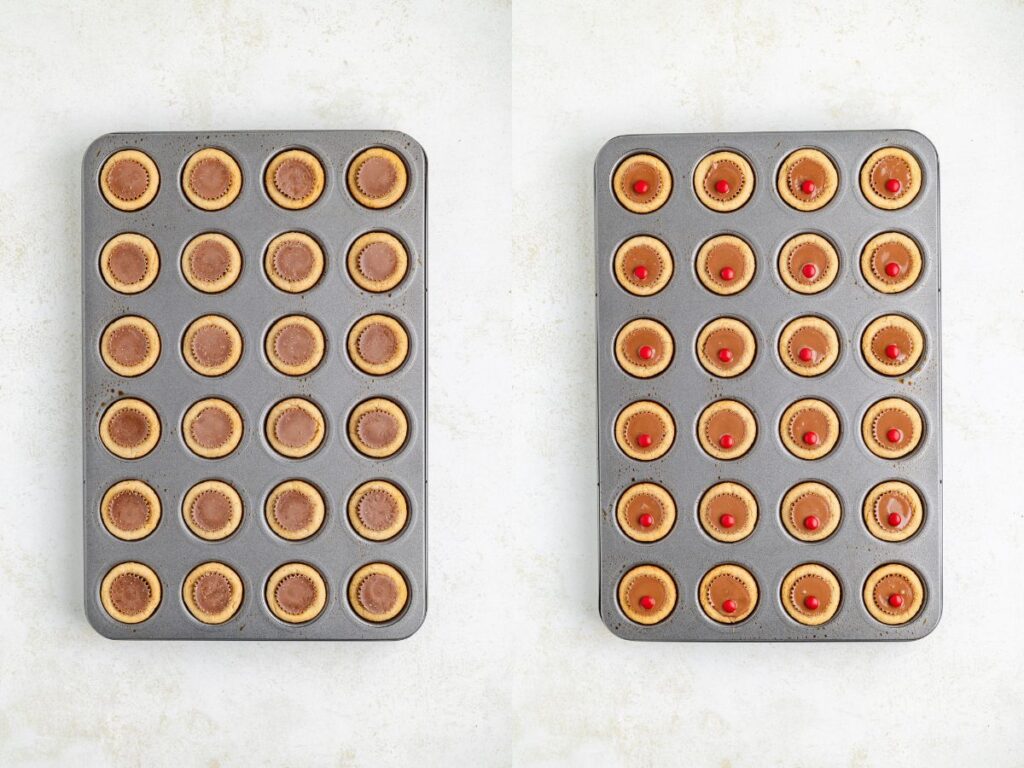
[357, 323, 398, 365]
[108, 408, 150, 447]
[623, 411, 668, 453]
[190, 407, 233, 449]
[358, 489, 399, 531]
[703, 328, 746, 370]
[193, 572, 232, 614]
[106, 159, 149, 201]
[624, 492, 665, 531]
[788, 326, 830, 366]
[787, 407, 832, 447]
[872, 573, 916, 616]
[787, 157, 828, 201]
[108, 242, 148, 285]
[870, 325, 915, 366]
[705, 243, 746, 285]
[789, 492, 833, 531]
[191, 325, 232, 368]
[107, 325, 149, 367]
[357, 410, 400, 449]
[191, 490, 233, 532]
[275, 574, 316, 615]
[109, 572, 151, 615]
[704, 492, 749, 532]
[275, 407, 318, 448]
[871, 240, 913, 283]
[704, 409, 746, 450]
[358, 241, 399, 282]
[273, 240, 315, 282]
[789, 574, 833, 615]
[621, 244, 663, 287]
[619, 161, 661, 204]
[624, 573, 669, 615]
[189, 158, 232, 200]
[706, 574, 753, 616]
[870, 155, 913, 199]
[621, 327, 665, 367]
[703, 159, 744, 202]
[273, 489, 314, 531]
[787, 242, 829, 285]
[872, 409, 915, 450]
[274, 324, 316, 366]
[875, 491, 914, 531]
[107, 490, 150, 531]
[189, 239, 231, 283]
[274, 158, 316, 200]
[358, 573, 400, 615]
[356, 156, 399, 199]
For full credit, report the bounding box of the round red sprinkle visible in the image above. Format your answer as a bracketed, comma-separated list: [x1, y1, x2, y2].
[719, 434, 735, 449]
[885, 344, 901, 360]
[637, 433, 653, 448]
[719, 266, 736, 281]
[800, 179, 816, 195]
[804, 595, 820, 611]
[802, 431, 819, 446]
[639, 595, 656, 610]
[633, 179, 650, 195]
[717, 348, 734, 363]
[888, 593, 904, 608]
[886, 428, 903, 444]
[714, 179, 730, 195]
[885, 178, 902, 194]
[638, 345, 655, 361]
[798, 347, 814, 363]
[639, 513, 655, 528]
[803, 515, 820, 531]
[887, 512, 903, 527]
[884, 262, 901, 278]
[801, 263, 818, 280]
[633, 265, 649, 281]
[720, 513, 736, 529]
[722, 599, 737, 614]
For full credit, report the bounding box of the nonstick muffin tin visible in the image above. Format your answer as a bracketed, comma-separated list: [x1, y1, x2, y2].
[83, 130, 426, 640]
[596, 131, 941, 641]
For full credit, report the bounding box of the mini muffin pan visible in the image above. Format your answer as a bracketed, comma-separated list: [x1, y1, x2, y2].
[83, 131, 426, 640]
[596, 131, 941, 641]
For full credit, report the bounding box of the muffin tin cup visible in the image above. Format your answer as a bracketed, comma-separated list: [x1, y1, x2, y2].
[596, 131, 941, 641]
[83, 131, 426, 640]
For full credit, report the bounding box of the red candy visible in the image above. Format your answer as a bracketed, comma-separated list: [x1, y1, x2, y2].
[722, 599, 737, 614]
[803, 515, 820, 531]
[639, 595, 656, 610]
[888, 593, 904, 608]
[802, 431, 819, 446]
[633, 179, 650, 195]
[885, 344, 901, 360]
[719, 434, 735, 449]
[720, 266, 736, 281]
[885, 178, 902, 194]
[720, 513, 736, 529]
[714, 179, 730, 195]
[798, 347, 814, 363]
[637, 433, 653, 448]
[717, 348, 734, 363]
[639, 513, 655, 528]
[801, 263, 818, 279]
[633, 265, 649, 281]
[887, 512, 903, 527]
[804, 595, 820, 611]
[886, 428, 903, 444]
[638, 345, 655, 361]
[885, 262, 901, 278]
[800, 179, 816, 195]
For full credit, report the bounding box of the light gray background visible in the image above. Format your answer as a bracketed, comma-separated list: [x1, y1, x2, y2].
[0, 1, 1021, 765]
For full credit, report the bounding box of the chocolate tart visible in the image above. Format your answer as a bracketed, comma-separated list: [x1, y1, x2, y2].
[182, 480, 243, 541]
[781, 563, 841, 626]
[696, 399, 756, 460]
[183, 398, 243, 459]
[778, 316, 840, 377]
[780, 481, 842, 542]
[612, 153, 672, 214]
[616, 482, 676, 543]
[778, 233, 839, 294]
[777, 148, 838, 211]
[100, 479, 161, 541]
[863, 563, 925, 625]
[348, 562, 409, 623]
[181, 233, 242, 294]
[100, 233, 159, 294]
[699, 564, 758, 624]
[861, 314, 925, 376]
[347, 147, 408, 209]
[862, 397, 924, 459]
[183, 315, 243, 377]
[860, 147, 922, 210]
[99, 149, 159, 211]
[698, 482, 757, 543]
[265, 149, 325, 210]
[347, 232, 409, 293]
[183, 562, 244, 625]
[100, 562, 161, 624]
[860, 232, 923, 293]
[613, 235, 673, 296]
[864, 480, 924, 542]
[614, 400, 676, 461]
[695, 234, 756, 295]
[266, 563, 327, 624]
[100, 315, 160, 377]
[99, 398, 160, 460]
[265, 315, 325, 376]
[265, 480, 326, 541]
[696, 317, 756, 378]
[779, 398, 840, 460]
[182, 148, 242, 211]
[693, 150, 754, 212]
[265, 232, 325, 293]
[347, 314, 410, 376]
[348, 480, 409, 541]
[617, 564, 677, 625]
[614, 318, 674, 379]
[347, 397, 409, 458]
[266, 397, 326, 458]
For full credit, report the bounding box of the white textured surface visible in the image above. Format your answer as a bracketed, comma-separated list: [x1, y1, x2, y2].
[1, 1, 1022, 765]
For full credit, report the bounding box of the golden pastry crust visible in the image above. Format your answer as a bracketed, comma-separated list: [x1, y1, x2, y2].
[346, 232, 409, 293]
[99, 233, 159, 294]
[860, 232, 924, 294]
[348, 562, 410, 623]
[181, 233, 242, 294]
[265, 315, 326, 376]
[265, 480, 326, 541]
[99, 398, 161, 460]
[693, 151, 755, 212]
[100, 479, 161, 541]
[777, 148, 839, 211]
[347, 315, 410, 376]
[100, 315, 161, 377]
[699, 564, 758, 624]
[698, 482, 758, 543]
[861, 314, 925, 376]
[695, 234, 756, 295]
[613, 235, 674, 296]
[614, 400, 676, 461]
[696, 317, 756, 378]
[182, 315, 243, 377]
[778, 315, 840, 377]
[612, 153, 673, 214]
[266, 563, 328, 624]
[266, 397, 326, 458]
[182, 480, 243, 541]
[347, 147, 409, 209]
[617, 564, 677, 625]
[182, 398, 243, 459]
[615, 482, 676, 543]
[100, 561, 161, 624]
[863, 480, 924, 542]
[181, 147, 242, 211]
[863, 563, 925, 625]
[778, 233, 840, 295]
[265, 148, 325, 209]
[779, 398, 841, 460]
[614, 318, 674, 379]
[182, 562, 244, 625]
[264, 232, 325, 294]
[99, 149, 159, 211]
[862, 397, 924, 459]
[781, 563, 842, 626]
[860, 147, 923, 210]
[347, 397, 409, 458]
[780, 481, 842, 542]
[348, 480, 409, 541]
[696, 399, 757, 460]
